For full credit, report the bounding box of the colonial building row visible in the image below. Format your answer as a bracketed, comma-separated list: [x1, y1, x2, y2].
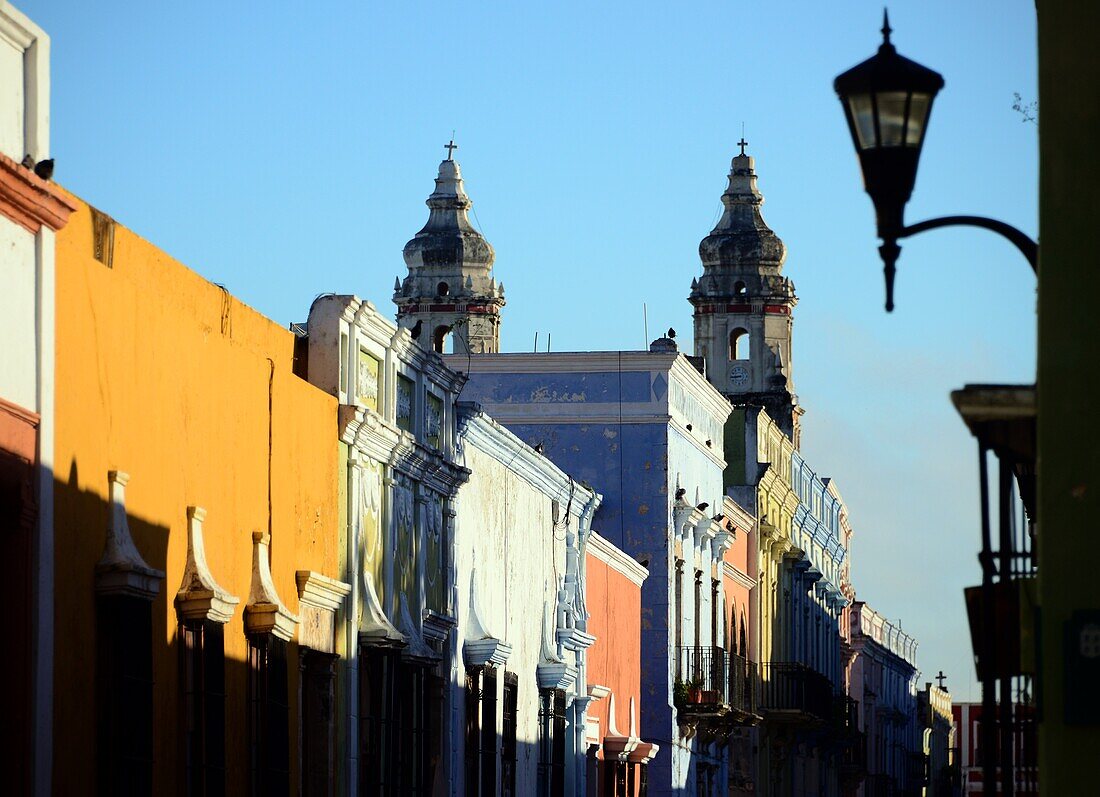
[3, 5, 961, 796]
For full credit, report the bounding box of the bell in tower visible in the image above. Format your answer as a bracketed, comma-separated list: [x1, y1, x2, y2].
[689, 141, 803, 444]
[393, 140, 505, 354]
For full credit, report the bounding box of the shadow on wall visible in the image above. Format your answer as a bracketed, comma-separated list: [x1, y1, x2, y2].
[49, 463, 316, 797]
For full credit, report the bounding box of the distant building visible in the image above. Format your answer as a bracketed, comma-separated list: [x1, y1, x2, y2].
[918, 681, 958, 796]
[952, 702, 1036, 797]
[847, 602, 922, 796]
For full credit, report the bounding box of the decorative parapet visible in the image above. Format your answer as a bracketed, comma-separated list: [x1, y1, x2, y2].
[244, 532, 298, 641]
[295, 570, 350, 655]
[175, 507, 239, 624]
[95, 471, 165, 600]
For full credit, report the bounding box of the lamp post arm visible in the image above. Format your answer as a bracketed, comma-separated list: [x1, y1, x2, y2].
[899, 216, 1038, 273]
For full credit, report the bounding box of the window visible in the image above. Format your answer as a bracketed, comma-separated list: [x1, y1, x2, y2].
[432, 325, 451, 354]
[711, 579, 720, 649]
[538, 688, 567, 797]
[466, 665, 498, 796]
[694, 570, 703, 649]
[96, 595, 154, 796]
[361, 648, 399, 795]
[734, 280, 746, 297]
[729, 328, 749, 360]
[674, 560, 684, 656]
[300, 650, 337, 797]
[248, 635, 290, 797]
[181, 620, 226, 797]
[438, 281, 450, 296]
[502, 673, 518, 796]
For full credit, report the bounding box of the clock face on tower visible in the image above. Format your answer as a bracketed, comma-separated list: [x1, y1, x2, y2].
[728, 365, 749, 387]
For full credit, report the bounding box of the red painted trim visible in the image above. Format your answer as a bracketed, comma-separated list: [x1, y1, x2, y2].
[0, 395, 39, 463]
[398, 303, 500, 316]
[0, 152, 78, 234]
[693, 303, 791, 315]
[764, 304, 791, 315]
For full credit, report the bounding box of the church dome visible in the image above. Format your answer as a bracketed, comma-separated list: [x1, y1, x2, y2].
[402, 158, 495, 272]
[698, 153, 786, 271]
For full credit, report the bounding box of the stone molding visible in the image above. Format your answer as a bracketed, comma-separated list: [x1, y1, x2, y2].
[464, 638, 513, 668]
[536, 661, 578, 691]
[244, 531, 298, 641]
[722, 561, 757, 591]
[295, 570, 350, 654]
[94, 471, 165, 600]
[586, 532, 648, 587]
[175, 507, 240, 624]
[0, 152, 76, 234]
[397, 594, 438, 663]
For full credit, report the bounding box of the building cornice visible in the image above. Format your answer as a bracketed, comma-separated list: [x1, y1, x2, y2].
[587, 532, 648, 587]
[722, 561, 756, 590]
[0, 154, 77, 234]
[456, 403, 601, 509]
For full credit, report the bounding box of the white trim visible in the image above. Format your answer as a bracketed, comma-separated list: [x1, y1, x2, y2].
[174, 507, 240, 624]
[244, 532, 299, 641]
[723, 561, 756, 591]
[457, 404, 601, 508]
[295, 570, 351, 612]
[95, 471, 165, 599]
[586, 532, 648, 587]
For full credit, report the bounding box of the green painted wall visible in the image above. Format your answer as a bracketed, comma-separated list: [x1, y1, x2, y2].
[1037, 1, 1100, 787]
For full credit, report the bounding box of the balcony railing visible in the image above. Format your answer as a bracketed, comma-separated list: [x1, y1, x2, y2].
[840, 731, 867, 781]
[758, 662, 833, 723]
[676, 646, 758, 719]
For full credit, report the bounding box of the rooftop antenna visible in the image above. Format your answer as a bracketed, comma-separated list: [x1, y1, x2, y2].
[643, 302, 649, 348]
[533, 331, 539, 353]
[547, 333, 551, 352]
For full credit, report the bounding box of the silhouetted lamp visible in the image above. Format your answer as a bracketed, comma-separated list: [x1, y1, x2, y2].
[835, 11, 1037, 311]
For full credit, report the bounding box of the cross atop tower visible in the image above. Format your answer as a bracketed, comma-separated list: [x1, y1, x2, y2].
[737, 136, 749, 157]
[444, 138, 458, 160]
[935, 670, 947, 689]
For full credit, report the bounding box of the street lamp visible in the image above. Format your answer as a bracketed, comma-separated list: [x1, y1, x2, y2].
[834, 11, 1038, 311]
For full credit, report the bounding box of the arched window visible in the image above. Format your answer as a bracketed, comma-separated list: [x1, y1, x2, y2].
[432, 325, 451, 354]
[739, 610, 748, 657]
[729, 328, 749, 360]
[734, 280, 747, 297]
[437, 281, 450, 296]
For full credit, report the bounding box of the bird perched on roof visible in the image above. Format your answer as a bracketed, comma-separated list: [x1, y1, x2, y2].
[534, 442, 545, 454]
[696, 502, 709, 511]
[34, 159, 54, 180]
[21, 154, 34, 169]
[409, 319, 423, 340]
[667, 327, 676, 339]
[675, 487, 686, 501]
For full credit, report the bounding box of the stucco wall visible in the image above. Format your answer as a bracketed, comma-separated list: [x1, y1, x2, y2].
[585, 544, 643, 752]
[0, 214, 38, 409]
[453, 429, 579, 795]
[53, 199, 340, 795]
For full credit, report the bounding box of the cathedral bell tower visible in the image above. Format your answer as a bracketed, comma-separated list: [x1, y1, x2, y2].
[394, 141, 505, 354]
[690, 142, 802, 444]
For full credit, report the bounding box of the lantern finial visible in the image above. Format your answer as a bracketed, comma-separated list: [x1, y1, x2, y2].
[881, 9, 893, 45]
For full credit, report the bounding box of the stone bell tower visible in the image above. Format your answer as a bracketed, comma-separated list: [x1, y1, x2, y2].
[689, 141, 802, 444]
[394, 141, 505, 354]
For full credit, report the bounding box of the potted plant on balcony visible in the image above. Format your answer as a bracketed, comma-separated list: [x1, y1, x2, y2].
[686, 676, 707, 704]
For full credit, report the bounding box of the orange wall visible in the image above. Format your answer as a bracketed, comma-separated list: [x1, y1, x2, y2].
[54, 198, 340, 795]
[586, 549, 643, 753]
[723, 523, 754, 657]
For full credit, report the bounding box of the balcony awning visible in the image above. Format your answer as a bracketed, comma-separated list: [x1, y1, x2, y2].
[951, 384, 1036, 519]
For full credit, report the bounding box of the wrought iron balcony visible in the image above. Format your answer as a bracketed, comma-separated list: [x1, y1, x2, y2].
[758, 662, 833, 724]
[862, 773, 896, 797]
[675, 646, 760, 732]
[839, 730, 868, 785]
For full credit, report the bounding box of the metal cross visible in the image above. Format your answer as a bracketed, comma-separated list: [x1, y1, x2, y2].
[737, 136, 749, 156]
[445, 138, 458, 160]
[935, 670, 947, 689]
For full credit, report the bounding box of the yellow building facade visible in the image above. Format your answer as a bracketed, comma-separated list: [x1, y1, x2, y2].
[53, 197, 345, 795]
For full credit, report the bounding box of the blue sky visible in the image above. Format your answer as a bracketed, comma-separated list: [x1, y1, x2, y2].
[26, 0, 1038, 700]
